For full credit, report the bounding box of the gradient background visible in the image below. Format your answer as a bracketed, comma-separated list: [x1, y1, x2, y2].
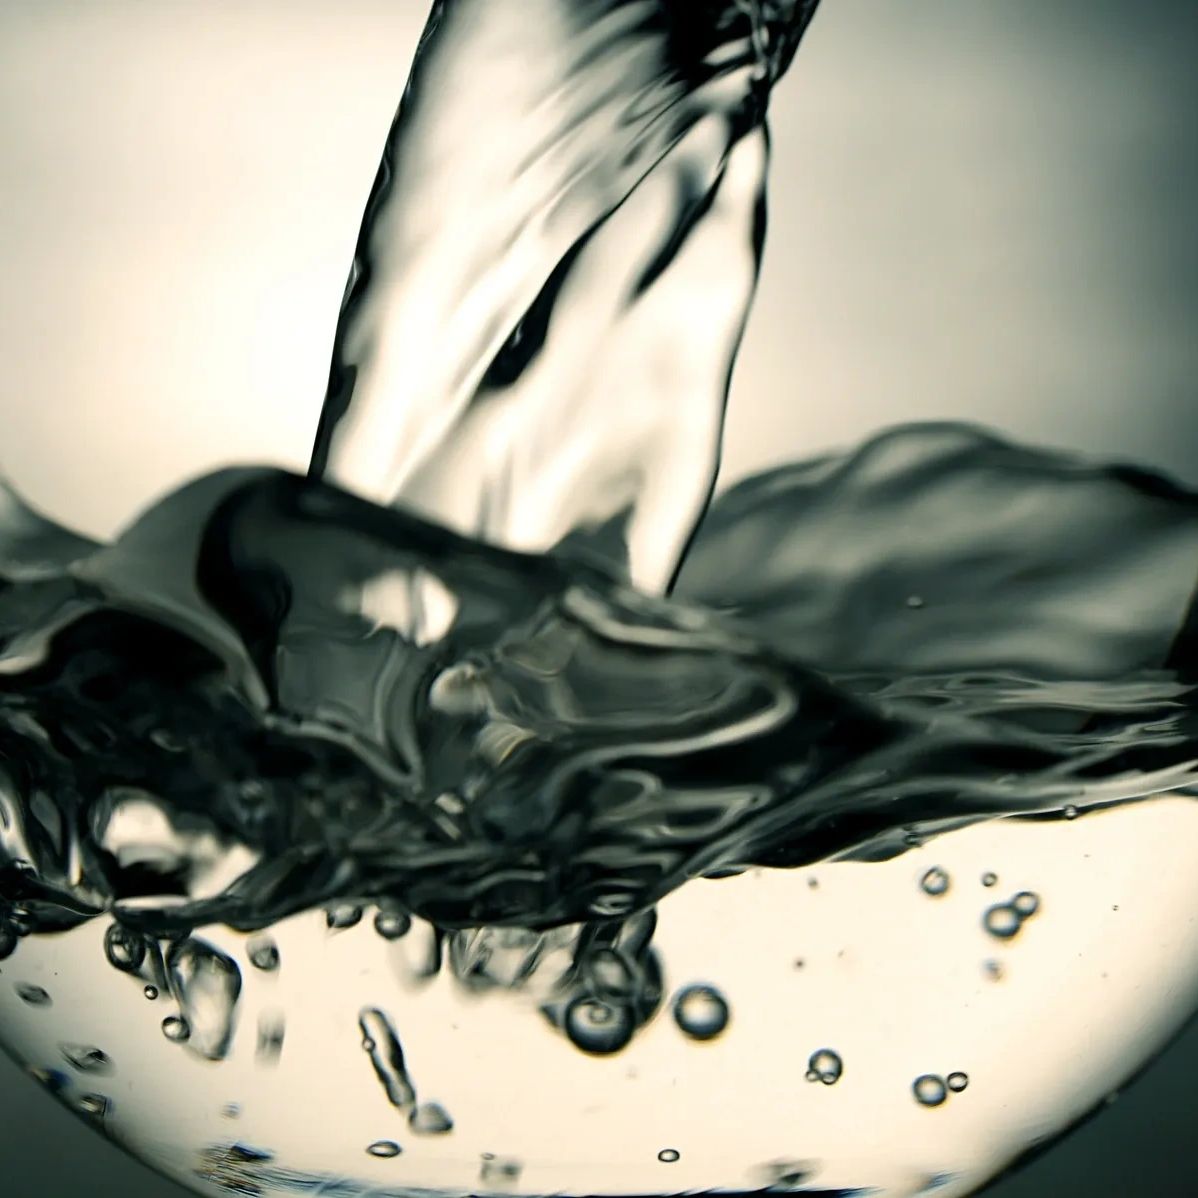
[0, 1, 1196, 1194]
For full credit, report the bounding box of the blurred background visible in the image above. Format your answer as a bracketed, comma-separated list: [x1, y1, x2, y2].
[0, 0, 1195, 1194]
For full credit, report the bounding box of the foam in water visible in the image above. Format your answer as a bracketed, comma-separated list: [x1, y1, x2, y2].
[0, 1, 1196, 1195]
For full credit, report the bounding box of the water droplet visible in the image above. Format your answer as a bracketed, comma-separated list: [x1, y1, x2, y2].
[920, 867, 950, 897]
[410, 1101, 454, 1135]
[1012, 891, 1040, 918]
[247, 936, 280, 972]
[480, 1155, 523, 1184]
[143, 985, 159, 1000]
[983, 903, 1021, 940]
[103, 923, 146, 973]
[16, 983, 51, 1007]
[564, 996, 635, 1055]
[374, 910, 412, 941]
[947, 1071, 969, 1093]
[672, 984, 731, 1041]
[981, 872, 998, 887]
[913, 1074, 948, 1107]
[658, 1149, 681, 1163]
[162, 1015, 191, 1043]
[60, 1044, 113, 1075]
[1063, 804, 1079, 820]
[367, 1140, 402, 1159]
[806, 1049, 843, 1086]
[326, 903, 364, 930]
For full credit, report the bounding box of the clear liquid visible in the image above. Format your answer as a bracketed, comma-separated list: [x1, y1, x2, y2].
[1, 2, 1197, 1196]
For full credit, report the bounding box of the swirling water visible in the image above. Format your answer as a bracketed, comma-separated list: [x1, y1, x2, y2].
[1, 2, 1196, 1196]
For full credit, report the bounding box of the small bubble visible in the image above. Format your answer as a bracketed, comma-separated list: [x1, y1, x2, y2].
[1012, 891, 1040, 918]
[657, 1149, 681, 1163]
[920, 867, 950, 897]
[564, 996, 635, 1055]
[256, 1012, 286, 1065]
[78, 1093, 111, 1118]
[983, 904, 1022, 940]
[27, 1066, 70, 1094]
[367, 1140, 402, 1159]
[144, 985, 159, 1000]
[913, 1075, 948, 1107]
[1063, 805, 1079, 820]
[162, 1015, 191, 1043]
[672, 984, 731, 1041]
[10, 908, 34, 937]
[326, 904, 364, 931]
[410, 1102, 454, 1136]
[983, 959, 1004, 981]
[947, 1071, 969, 1093]
[981, 872, 998, 888]
[60, 1044, 113, 1075]
[905, 595, 926, 609]
[756, 1161, 816, 1189]
[104, 924, 146, 973]
[806, 1049, 843, 1086]
[247, 936, 280, 972]
[16, 983, 51, 1007]
[374, 911, 412, 941]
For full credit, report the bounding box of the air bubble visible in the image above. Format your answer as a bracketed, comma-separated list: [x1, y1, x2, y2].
[658, 1148, 681, 1163]
[60, 1044, 114, 1075]
[983, 904, 1021, 940]
[162, 1015, 191, 1043]
[480, 1155, 523, 1184]
[1012, 891, 1040, 918]
[1063, 805, 1079, 820]
[78, 1093, 111, 1118]
[326, 904, 364, 930]
[16, 983, 51, 1007]
[947, 1071, 969, 1093]
[905, 595, 925, 609]
[103, 924, 146, 973]
[672, 984, 731, 1041]
[410, 1101, 454, 1135]
[247, 936, 280, 972]
[913, 1075, 948, 1107]
[374, 911, 412, 941]
[144, 985, 159, 1000]
[564, 996, 635, 1055]
[920, 867, 950, 897]
[367, 1140, 402, 1159]
[981, 872, 997, 887]
[806, 1049, 843, 1086]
